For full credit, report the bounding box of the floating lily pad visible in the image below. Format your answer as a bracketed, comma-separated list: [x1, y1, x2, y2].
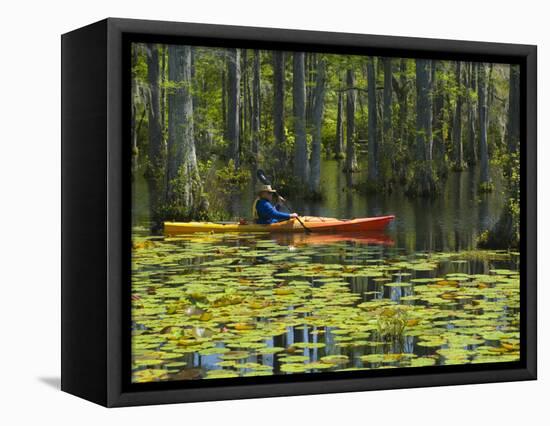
[410, 357, 437, 367]
[205, 370, 240, 379]
[219, 351, 250, 361]
[132, 232, 520, 382]
[280, 363, 309, 373]
[279, 355, 310, 363]
[291, 342, 326, 349]
[320, 355, 349, 364]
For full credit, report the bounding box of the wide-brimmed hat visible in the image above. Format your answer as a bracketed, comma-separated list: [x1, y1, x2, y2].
[256, 184, 277, 195]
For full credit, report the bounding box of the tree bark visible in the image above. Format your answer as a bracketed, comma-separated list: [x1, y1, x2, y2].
[452, 61, 464, 169]
[397, 59, 409, 148]
[166, 45, 201, 211]
[131, 44, 140, 173]
[310, 58, 326, 194]
[241, 50, 248, 156]
[382, 58, 393, 147]
[507, 64, 520, 154]
[478, 63, 490, 186]
[221, 67, 226, 140]
[146, 44, 165, 224]
[335, 80, 344, 157]
[293, 52, 308, 182]
[432, 60, 445, 168]
[251, 50, 261, 167]
[367, 58, 378, 181]
[273, 51, 285, 168]
[227, 48, 241, 168]
[344, 69, 358, 172]
[306, 53, 316, 125]
[406, 59, 437, 197]
[160, 45, 167, 138]
[466, 62, 478, 165]
[416, 60, 433, 162]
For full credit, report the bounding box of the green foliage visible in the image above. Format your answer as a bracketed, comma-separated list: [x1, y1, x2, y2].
[478, 180, 495, 193]
[478, 152, 519, 249]
[131, 41, 519, 241]
[451, 160, 467, 172]
[376, 308, 408, 340]
[215, 160, 249, 194]
[156, 166, 204, 224]
[405, 161, 440, 198]
[131, 45, 148, 81]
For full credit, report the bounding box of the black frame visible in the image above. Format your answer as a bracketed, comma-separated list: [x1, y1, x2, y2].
[62, 17, 537, 407]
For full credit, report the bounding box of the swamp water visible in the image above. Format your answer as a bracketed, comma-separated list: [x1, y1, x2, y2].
[131, 232, 520, 383]
[131, 160, 518, 382]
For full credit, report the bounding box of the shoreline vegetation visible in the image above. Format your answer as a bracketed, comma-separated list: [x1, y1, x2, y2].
[131, 43, 520, 248]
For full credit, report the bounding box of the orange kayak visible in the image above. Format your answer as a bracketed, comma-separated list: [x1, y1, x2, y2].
[164, 215, 395, 235]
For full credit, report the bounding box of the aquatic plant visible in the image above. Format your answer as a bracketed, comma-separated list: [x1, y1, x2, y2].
[130, 232, 520, 382]
[376, 307, 408, 341]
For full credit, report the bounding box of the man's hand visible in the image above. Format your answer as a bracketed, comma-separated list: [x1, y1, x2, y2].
[289, 213, 299, 219]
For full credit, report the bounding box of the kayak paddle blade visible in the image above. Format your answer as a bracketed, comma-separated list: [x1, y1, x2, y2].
[256, 169, 271, 185]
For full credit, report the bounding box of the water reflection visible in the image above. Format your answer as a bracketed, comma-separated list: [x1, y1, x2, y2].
[131, 231, 520, 382]
[133, 159, 504, 253]
[131, 158, 515, 383]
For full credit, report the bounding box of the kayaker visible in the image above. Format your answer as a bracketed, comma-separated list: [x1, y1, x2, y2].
[252, 184, 299, 224]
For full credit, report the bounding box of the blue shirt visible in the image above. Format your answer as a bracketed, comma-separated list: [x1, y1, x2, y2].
[255, 198, 291, 224]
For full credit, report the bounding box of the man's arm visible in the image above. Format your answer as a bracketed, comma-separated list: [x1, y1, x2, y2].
[258, 200, 291, 221]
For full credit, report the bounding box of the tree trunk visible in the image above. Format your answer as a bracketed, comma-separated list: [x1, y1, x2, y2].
[335, 81, 344, 158]
[166, 45, 201, 213]
[478, 63, 490, 187]
[273, 51, 285, 168]
[383, 58, 393, 147]
[381, 57, 393, 187]
[432, 60, 446, 170]
[486, 64, 495, 150]
[306, 53, 316, 125]
[466, 62, 478, 165]
[251, 50, 261, 167]
[452, 61, 464, 169]
[416, 60, 432, 162]
[310, 58, 326, 195]
[146, 44, 165, 226]
[221, 67, 226, 140]
[344, 69, 358, 172]
[507, 64, 520, 154]
[241, 50, 248, 157]
[227, 48, 241, 169]
[367, 58, 378, 181]
[160, 46, 167, 137]
[397, 59, 409, 148]
[293, 52, 308, 182]
[131, 44, 140, 173]
[406, 58, 437, 197]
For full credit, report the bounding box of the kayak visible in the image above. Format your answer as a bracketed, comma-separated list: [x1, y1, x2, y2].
[164, 215, 395, 235]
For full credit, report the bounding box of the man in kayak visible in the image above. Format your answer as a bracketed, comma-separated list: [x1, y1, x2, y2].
[252, 184, 299, 224]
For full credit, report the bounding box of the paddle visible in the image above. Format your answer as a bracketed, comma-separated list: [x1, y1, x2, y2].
[256, 169, 312, 234]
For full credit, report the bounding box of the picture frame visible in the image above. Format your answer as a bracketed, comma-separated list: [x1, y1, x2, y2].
[61, 17, 537, 407]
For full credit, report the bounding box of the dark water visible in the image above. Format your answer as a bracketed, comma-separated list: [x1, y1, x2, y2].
[131, 232, 520, 382]
[291, 160, 503, 252]
[134, 159, 504, 252]
[131, 158, 517, 383]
